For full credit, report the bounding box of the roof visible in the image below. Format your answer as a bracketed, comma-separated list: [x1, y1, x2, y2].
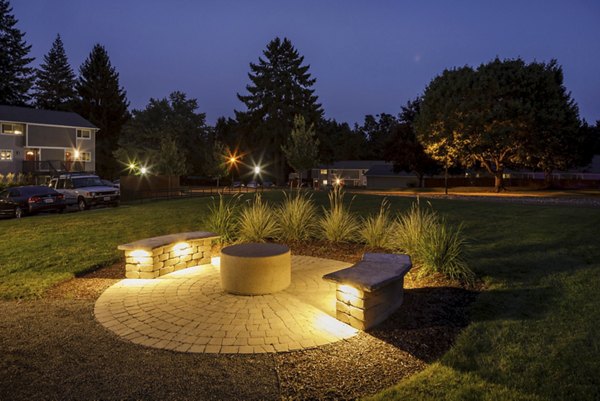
[364, 164, 414, 177]
[0, 105, 97, 129]
[316, 160, 392, 170]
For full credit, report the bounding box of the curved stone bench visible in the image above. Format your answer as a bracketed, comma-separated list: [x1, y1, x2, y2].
[322, 253, 412, 330]
[118, 231, 220, 279]
[220, 243, 291, 295]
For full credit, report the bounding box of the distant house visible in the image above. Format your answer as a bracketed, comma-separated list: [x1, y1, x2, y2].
[0, 105, 97, 177]
[364, 164, 419, 189]
[312, 160, 390, 188]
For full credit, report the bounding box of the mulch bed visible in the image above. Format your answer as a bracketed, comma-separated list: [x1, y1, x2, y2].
[3, 241, 479, 400]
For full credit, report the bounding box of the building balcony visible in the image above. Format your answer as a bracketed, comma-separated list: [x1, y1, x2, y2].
[22, 160, 93, 174]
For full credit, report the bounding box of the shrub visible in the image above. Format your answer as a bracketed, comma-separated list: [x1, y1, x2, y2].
[393, 200, 474, 284]
[360, 198, 394, 248]
[206, 194, 241, 243]
[416, 220, 474, 284]
[237, 194, 278, 242]
[392, 199, 439, 256]
[319, 187, 359, 242]
[276, 191, 318, 242]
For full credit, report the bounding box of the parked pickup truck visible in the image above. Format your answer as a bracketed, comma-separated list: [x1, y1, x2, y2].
[49, 173, 120, 211]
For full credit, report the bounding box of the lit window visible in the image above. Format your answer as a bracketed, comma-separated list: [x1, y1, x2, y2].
[323, 180, 328, 186]
[1, 123, 24, 135]
[78, 152, 91, 162]
[77, 129, 91, 139]
[320, 169, 327, 175]
[0, 149, 13, 161]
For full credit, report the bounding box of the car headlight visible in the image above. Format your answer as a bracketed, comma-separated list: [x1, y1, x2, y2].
[89, 192, 96, 197]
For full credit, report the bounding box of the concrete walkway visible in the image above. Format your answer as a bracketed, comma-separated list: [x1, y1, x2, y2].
[94, 255, 358, 354]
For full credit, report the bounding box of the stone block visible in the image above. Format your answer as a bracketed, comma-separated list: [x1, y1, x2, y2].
[159, 266, 174, 276]
[174, 262, 187, 271]
[125, 264, 138, 271]
[138, 264, 156, 272]
[198, 246, 210, 254]
[139, 271, 159, 279]
[152, 247, 164, 256]
[165, 258, 178, 267]
[181, 255, 192, 263]
[186, 261, 197, 268]
[125, 271, 140, 279]
[199, 257, 211, 265]
[159, 253, 169, 262]
[125, 257, 137, 264]
[192, 252, 203, 260]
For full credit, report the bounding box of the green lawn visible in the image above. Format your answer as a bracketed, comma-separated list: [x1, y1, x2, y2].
[1, 192, 598, 400]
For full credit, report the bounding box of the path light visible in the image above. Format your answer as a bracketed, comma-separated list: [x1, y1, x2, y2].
[140, 167, 148, 175]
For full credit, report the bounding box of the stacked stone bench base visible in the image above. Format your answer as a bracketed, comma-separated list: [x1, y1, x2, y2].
[323, 253, 412, 330]
[118, 231, 220, 279]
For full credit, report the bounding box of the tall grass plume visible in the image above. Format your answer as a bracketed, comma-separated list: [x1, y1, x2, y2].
[237, 194, 277, 242]
[320, 187, 359, 242]
[276, 191, 318, 242]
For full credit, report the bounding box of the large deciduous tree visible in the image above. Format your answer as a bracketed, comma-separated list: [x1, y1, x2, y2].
[416, 58, 581, 192]
[33, 34, 77, 111]
[236, 37, 323, 185]
[115, 91, 209, 176]
[76, 44, 129, 178]
[0, 0, 34, 105]
[281, 114, 320, 187]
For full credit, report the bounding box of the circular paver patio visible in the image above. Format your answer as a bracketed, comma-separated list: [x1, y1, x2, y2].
[94, 255, 358, 354]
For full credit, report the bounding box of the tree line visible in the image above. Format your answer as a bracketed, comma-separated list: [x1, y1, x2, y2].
[1, 0, 598, 189]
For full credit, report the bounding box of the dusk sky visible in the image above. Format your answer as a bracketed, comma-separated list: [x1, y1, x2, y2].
[12, 0, 600, 125]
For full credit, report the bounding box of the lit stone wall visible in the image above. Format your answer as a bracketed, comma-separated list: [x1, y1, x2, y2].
[335, 280, 405, 330]
[125, 238, 215, 279]
[323, 253, 412, 331]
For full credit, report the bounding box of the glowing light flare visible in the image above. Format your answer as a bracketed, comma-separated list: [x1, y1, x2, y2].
[337, 284, 361, 304]
[313, 312, 358, 338]
[140, 167, 148, 175]
[253, 165, 261, 175]
[211, 256, 221, 267]
[74, 150, 80, 159]
[172, 242, 191, 257]
[130, 249, 151, 264]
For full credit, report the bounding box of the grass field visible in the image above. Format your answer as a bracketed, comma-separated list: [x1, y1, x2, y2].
[1, 191, 599, 400]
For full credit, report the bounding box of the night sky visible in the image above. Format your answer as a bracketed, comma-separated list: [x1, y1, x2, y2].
[12, 0, 600, 125]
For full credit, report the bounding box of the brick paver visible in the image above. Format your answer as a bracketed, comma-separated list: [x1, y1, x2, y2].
[94, 255, 358, 353]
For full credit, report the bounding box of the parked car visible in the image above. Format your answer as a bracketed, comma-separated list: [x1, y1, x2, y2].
[246, 181, 260, 189]
[0, 185, 66, 218]
[232, 181, 244, 188]
[48, 173, 120, 211]
[262, 181, 274, 188]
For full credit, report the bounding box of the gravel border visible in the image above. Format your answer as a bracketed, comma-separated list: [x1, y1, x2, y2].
[1, 243, 477, 400]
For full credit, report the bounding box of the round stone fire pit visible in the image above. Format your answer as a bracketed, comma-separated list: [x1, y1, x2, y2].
[220, 243, 291, 295]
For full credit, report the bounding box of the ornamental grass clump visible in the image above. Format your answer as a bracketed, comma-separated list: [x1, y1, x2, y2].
[205, 194, 241, 243]
[359, 198, 394, 248]
[417, 219, 474, 284]
[237, 194, 278, 242]
[392, 199, 439, 256]
[276, 191, 318, 242]
[393, 200, 474, 284]
[320, 187, 359, 242]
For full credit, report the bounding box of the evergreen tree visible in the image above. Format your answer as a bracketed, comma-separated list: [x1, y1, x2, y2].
[0, 0, 34, 105]
[236, 37, 323, 185]
[33, 34, 76, 111]
[76, 44, 129, 178]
